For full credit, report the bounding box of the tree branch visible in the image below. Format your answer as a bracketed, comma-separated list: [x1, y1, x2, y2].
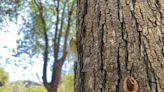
[53, 0, 60, 62]
[60, 0, 75, 65]
[34, 0, 49, 87]
[56, 0, 67, 59]
[51, 0, 60, 87]
[50, 0, 75, 87]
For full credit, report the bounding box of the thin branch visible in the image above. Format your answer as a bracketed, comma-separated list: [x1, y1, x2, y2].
[53, 0, 60, 62]
[34, 0, 41, 10]
[56, 0, 67, 60]
[51, 0, 75, 86]
[51, 0, 60, 86]
[60, 0, 75, 65]
[34, 0, 49, 87]
[36, 72, 42, 83]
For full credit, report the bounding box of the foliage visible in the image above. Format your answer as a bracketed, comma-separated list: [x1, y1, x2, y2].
[0, 81, 46, 92]
[0, 67, 9, 86]
[26, 86, 47, 92]
[0, 0, 23, 29]
[0, 74, 74, 92]
[10, 81, 26, 92]
[58, 74, 74, 92]
[0, 86, 12, 92]
[13, 0, 76, 59]
[68, 37, 77, 62]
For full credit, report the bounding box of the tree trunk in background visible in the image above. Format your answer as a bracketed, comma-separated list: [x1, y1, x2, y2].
[75, 0, 164, 92]
[47, 62, 62, 92]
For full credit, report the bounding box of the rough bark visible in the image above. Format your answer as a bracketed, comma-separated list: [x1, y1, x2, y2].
[75, 0, 164, 92]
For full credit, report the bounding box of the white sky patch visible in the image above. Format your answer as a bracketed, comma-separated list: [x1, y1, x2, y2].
[0, 22, 19, 65]
[0, 22, 19, 48]
[0, 21, 43, 83]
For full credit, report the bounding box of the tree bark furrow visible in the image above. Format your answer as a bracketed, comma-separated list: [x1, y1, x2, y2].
[76, 0, 164, 92]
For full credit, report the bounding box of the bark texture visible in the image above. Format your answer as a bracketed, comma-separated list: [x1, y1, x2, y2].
[75, 0, 164, 92]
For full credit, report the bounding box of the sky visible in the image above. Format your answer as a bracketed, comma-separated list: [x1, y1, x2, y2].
[0, 21, 43, 83]
[0, 21, 73, 83]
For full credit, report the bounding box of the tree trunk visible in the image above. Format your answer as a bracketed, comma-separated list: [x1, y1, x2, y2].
[45, 62, 62, 92]
[75, 0, 164, 92]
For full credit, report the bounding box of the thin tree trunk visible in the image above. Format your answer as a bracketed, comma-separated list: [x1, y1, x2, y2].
[75, 0, 164, 92]
[47, 62, 62, 92]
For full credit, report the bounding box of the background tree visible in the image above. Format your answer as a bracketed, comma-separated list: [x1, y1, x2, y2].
[0, 67, 9, 86]
[0, 0, 76, 92]
[31, 1, 75, 92]
[75, 0, 164, 92]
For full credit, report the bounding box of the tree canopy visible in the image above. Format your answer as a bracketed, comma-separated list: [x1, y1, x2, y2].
[0, 67, 8, 86]
[0, 0, 76, 92]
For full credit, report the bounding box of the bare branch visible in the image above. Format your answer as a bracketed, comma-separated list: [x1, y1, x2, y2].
[61, 0, 75, 65]
[35, 72, 42, 83]
[53, 0, 60, 62]
[50, 0, 60, 87]
[56, 0, 67, 57]
[34, 0, 49, 87]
